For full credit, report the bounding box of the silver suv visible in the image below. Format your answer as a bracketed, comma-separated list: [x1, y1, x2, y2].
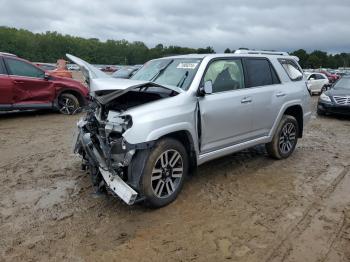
[70, 50, 311, 208]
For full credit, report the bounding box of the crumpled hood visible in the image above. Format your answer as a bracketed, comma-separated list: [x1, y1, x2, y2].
[91, 78, 183, 104]
[66, 54, 109, 82]
[66, 54, 183, 104]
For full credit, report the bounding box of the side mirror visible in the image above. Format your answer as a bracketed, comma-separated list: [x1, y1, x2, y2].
[199, 80, 213, 96]
[309, 77, 315, 80]
[44, 72, 51, 80]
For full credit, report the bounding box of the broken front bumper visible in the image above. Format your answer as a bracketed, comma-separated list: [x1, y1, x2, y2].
[73, 119, 138, 205]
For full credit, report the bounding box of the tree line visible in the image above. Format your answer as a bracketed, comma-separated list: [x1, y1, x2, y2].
[0, 26, 214, 65]
[1, 26, 349, 68]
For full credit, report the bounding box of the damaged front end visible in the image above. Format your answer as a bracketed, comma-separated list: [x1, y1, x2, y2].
[73, 84, 180, 205]
[73, 107, 138, 204]
[68, 53, 183, 205]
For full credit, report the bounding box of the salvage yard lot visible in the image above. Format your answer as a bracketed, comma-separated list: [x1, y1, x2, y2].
[0, 97, 350, 261]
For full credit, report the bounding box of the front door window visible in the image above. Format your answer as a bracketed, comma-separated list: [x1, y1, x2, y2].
[5, 58, 44, 78]
[204, 59, 245, 92]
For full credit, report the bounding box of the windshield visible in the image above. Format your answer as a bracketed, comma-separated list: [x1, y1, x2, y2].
[131, 58, 202, 90]
[333, 78, 350, 89]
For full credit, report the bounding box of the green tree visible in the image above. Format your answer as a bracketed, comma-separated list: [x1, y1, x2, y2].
[290, 49, 308, 68]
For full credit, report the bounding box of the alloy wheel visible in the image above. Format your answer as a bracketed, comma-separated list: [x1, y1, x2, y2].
[279, 122, 297, 154]
[58, 96, 77, 115]
[151, 149, 183, 198]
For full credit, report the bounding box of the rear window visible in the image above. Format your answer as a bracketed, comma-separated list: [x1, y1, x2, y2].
[279, 59, 303, 81]
[244, 58, 280, 88]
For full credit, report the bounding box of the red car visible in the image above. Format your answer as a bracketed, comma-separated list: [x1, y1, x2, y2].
[320, 70, 340, 83]
[0, 52, 89, 114]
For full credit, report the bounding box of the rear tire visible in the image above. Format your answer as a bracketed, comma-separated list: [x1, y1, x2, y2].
[266, 115, 299, 159]
[140, 138, 188, 208]
[57, 93, 80, 115]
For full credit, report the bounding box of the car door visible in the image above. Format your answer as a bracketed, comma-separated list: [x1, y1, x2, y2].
[308, 73, 322, 92]
[198, 58, 254, 153]
[4, 57, 54, 107]
[242, 58, 283, 137]
[0, 57, 13, 109]
[316, 74, 328, 90]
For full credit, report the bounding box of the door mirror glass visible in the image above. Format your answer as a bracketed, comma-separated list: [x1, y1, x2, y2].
[203, 80, 213, 94]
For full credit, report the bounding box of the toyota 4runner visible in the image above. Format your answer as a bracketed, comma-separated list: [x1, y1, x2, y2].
[70, 50, 311, 208]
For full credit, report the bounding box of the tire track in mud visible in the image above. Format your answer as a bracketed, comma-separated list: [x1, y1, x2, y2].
[265, 165, 350, 262]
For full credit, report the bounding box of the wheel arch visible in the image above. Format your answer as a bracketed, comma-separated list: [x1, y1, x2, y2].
[55, 88, 87, 108]
[283, 105, 303, 138]
[158, 130, 197, 172]
[269, 102, 304, 139]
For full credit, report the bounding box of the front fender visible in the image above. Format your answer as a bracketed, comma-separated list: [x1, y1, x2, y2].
[124, 122, 199, 154]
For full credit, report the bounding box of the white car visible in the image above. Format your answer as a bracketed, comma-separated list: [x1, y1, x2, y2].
[305, 72, 329, 94]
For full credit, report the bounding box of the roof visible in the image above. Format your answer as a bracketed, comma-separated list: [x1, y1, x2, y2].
[0, 52, 17, 57]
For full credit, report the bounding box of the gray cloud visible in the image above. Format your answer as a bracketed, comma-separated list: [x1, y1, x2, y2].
[0, 0, 350, 52]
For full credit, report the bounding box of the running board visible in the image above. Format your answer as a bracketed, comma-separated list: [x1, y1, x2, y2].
[198, 136, 270, 165]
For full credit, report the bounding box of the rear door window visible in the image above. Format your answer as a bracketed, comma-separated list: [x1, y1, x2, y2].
[316, 74, 326, 80]
[5, 58, 44, 78]
[244, 58, 278, 88]
[279, 59, 303, 81]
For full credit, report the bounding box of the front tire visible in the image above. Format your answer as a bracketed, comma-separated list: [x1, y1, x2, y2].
[266, 115, 299, 159]
[57, 93, 80, 115]
[140, 138, 188, 208]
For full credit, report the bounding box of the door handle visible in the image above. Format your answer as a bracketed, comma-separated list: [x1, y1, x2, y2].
[241, 97, 252, 103]
[276, 92, 286, 97]
[13, 80, 25, 84]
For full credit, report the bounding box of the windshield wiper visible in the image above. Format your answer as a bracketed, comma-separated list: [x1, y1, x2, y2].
[176, 71, 189, 88]
[150, 59, 174, 82]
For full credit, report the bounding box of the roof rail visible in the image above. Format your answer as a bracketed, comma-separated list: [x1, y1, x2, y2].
[234, 50, 289, 56]
[0, 52, 17, 57]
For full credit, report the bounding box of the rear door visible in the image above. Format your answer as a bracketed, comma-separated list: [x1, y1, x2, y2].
[0, 57, 13, 109]
[243, 58, 283, 137]
[198, 58, 254, 153]
[4, 57, 54, 107]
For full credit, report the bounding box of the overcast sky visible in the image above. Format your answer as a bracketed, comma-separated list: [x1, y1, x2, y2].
[1, 0, 350, 53]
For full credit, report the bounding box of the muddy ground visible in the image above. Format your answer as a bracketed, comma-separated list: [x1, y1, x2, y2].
[0, 97, 350, 262]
